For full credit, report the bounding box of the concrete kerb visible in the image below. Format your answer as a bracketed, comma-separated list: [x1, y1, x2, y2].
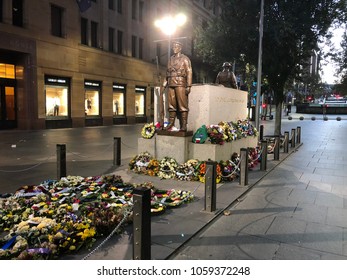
[165, 141, 303, 260]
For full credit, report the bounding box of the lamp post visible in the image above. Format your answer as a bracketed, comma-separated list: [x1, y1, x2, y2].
[255, 0, 264, 132]
[154, 13, 187, 64]
[153, 13, 187, 125]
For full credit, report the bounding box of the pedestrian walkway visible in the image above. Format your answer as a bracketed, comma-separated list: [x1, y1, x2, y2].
[169, 118, 347, 260]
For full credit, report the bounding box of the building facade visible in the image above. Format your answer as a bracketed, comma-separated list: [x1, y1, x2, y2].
[0, 0, 221, 130]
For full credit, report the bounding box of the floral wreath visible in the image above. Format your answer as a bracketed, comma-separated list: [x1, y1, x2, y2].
[157, 157, 178, 179]
[141, 122, 156, 139]
[175, 159, 199, 181]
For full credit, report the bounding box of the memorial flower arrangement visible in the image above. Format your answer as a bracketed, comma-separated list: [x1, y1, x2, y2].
[233, 119, 258, 138]
[207, 125, 227, 145]
[146, 159, 160, 176]
[0, 175, 193, 260]
[141, 122, 156, 139]
[248, 147, 261, 169]
[128, 151, 153, 173]
[157, 156, 178, 179]
[219, 153, 241, 181]
[175, 159, 199, 181]
[196, 161, 222, 183]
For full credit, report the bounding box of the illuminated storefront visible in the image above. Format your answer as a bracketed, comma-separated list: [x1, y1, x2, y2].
[135, 86, 147, 123]
[112, 83, 127, 124]
[44, 76, 71, 129]
[84, 80, 102, 126]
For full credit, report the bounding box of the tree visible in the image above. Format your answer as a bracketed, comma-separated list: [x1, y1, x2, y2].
[194, 0, 347, 135]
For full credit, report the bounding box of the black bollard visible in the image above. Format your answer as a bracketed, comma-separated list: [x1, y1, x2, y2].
[284, 131, 289, 153]
[274, 135, 280, 161]
[260, 140, 268, 171]
[113, 137, 121, 166]
[204, 161, 217, 212]
[296, 126, 301, 144]
[132, 187, 151, 260]
[259, 125, 264, 141]
[239, 148, 249, 186]
[291, 128, 296, 148]
[56, 144, 66, 179]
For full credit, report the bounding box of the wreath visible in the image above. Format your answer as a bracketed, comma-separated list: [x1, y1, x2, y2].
[141, 122, 156, 139]
[157, 157, 178, 179]
[175, 159, 199, 181]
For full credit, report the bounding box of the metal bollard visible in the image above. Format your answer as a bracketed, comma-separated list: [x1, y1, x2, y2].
[274, 135, 280, 161]
[113, 137, 121, 166]
[204, 161, 217, 212]
[296, 126, 301, 144]
[284, 131, 289, 153]
[259, 125, 264, 141]
[291, 128, 296, 148]
[56, 144, 66, 179]
[132, 187, 151, 260]
[239, 148, 249, 186]
[260, 140, 268, 171]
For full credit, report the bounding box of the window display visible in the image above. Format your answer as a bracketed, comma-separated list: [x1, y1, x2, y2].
[135, 87, 145, 115]
[85, 90, 99, 116]
[112, 84, 126, 116]
[45, 87, 68, 117]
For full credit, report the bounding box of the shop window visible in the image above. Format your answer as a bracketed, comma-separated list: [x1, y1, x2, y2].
[85, 90, 99, 116]
[135, 87, 145, 115]
[113, 84, 125, 116]
[45, 86, 69, 118]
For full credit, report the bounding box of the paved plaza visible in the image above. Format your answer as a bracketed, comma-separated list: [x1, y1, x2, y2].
[1, 108, 347, 260]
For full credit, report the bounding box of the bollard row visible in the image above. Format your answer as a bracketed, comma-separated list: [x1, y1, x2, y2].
[56, 137, 122, 180]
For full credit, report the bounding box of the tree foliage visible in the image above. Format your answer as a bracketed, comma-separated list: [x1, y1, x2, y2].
[194, 0, 347, 134]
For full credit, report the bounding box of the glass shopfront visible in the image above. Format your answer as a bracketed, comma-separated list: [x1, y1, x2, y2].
[84, 80, 101, 116]
[45, 76, 69, 118]
[44, 76, 72, 129]
[135, 86, 146, 115]
[112, 83, 125, 116]
[84, 80, 102, 126]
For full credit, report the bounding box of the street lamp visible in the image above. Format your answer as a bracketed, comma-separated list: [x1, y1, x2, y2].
[255, 0, 264, 132]
[154, 13, 187, 62]
[153, 13, 187, 126]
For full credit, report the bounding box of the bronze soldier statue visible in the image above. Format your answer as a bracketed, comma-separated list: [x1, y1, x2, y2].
[215, 62, 238, 89]
[163, 41, 192, 132]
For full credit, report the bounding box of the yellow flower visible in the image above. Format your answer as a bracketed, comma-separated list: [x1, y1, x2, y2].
[69, 245, 76, 251]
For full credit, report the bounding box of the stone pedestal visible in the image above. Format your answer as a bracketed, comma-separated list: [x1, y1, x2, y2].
[188, 84, 248, 132]
[137, 84, 256, 163]
[189, 137, 258, 162]
[155, 130, 193, 164]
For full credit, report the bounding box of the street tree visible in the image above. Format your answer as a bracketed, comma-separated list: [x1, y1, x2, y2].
[194, 0, 347, 135]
